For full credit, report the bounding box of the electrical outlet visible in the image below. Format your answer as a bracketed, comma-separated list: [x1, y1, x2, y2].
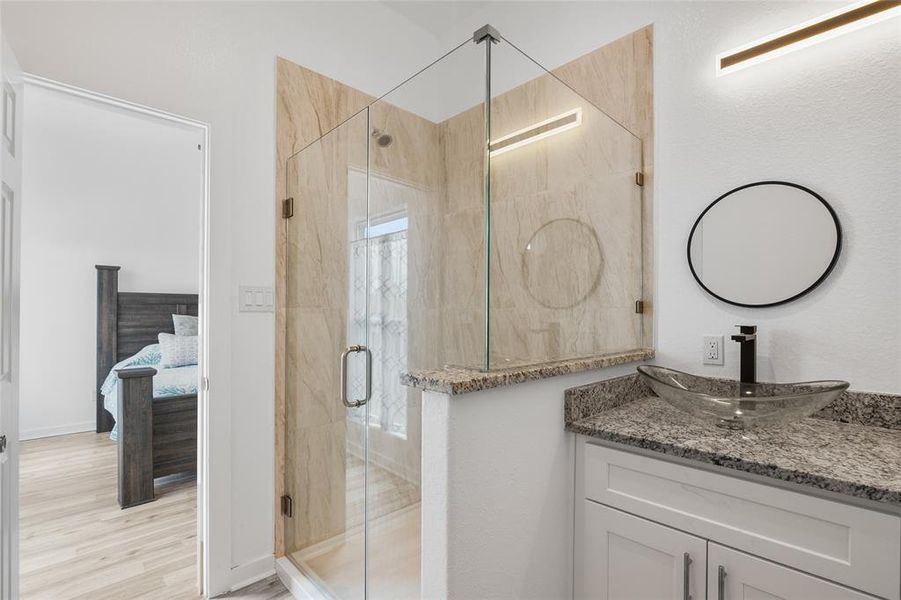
[703, 335, 724, 365]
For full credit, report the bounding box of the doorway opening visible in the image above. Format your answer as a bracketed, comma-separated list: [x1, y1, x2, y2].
[16, 76, 210, 599]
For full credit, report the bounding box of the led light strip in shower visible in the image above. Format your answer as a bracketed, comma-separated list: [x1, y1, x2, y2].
[717, 0, 901, 76]
[489, 108, 582, 156]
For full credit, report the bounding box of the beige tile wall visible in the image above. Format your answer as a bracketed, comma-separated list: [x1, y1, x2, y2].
[274, 25, 653, 556]
[553, 26, 655, 346]
[437, 105, 487, 369]
[276, 59, 373, 555]
[486, 70, 644, 368]
[277, 61, 444, 553]
[437, 26, 653, 369]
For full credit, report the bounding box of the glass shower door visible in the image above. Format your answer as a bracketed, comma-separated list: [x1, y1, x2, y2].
[361, 38, 487, 600]
[284, 109, 370, 599]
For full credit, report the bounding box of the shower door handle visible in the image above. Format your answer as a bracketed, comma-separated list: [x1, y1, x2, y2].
[340, 344, 372, 408]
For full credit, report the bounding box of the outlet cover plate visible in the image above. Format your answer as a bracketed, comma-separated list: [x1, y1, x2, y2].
[703, 335, 724, 365]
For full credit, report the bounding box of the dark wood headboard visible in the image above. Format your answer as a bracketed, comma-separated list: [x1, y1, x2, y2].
[95, 265, 199, 432]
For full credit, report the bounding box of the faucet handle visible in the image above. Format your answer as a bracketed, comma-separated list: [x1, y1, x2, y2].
[734, 324, 757, 334]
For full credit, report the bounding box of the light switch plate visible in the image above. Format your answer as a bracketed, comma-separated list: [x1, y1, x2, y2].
[703, 335, 724, 365]
[239, 286, 274, 313]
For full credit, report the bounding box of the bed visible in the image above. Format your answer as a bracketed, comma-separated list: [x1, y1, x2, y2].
[95, 265, 199, 509]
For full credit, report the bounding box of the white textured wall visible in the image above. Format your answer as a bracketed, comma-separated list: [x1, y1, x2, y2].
[4, 1, 899, 593]
[650, 2, 899, 391]
[19, 83, 201, 440]
[421, 363, 638, 599]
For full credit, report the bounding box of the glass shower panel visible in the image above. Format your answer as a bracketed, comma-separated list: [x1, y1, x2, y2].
[487, 39, 644, 369]
[282, 27, 647, 600]
[284, 109, 369, 598]
[364, 40, 486, 599]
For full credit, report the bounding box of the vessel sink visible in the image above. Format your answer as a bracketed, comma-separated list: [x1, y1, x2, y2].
[637, 365, 849, 429]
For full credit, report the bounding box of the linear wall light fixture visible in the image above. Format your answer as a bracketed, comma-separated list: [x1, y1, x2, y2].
[489, 108, 582, 156]
[717, 0, 901, 76]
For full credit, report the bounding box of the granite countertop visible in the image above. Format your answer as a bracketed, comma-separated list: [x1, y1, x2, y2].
[565, 375, 901, 511]
[400, 348, 655, 395]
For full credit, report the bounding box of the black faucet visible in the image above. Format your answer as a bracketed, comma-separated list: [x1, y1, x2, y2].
[730, 325, 757, 384]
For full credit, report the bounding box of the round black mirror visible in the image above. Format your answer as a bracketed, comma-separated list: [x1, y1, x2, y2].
[687, 181, 841, 308]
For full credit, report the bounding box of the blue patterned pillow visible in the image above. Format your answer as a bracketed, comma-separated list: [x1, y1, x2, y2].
[158, 333, 198, 368]
[172, 314, 198, 336]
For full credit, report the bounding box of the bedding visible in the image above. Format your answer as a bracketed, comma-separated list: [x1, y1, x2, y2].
[158, 332, 198, 368]
[101, 343, 198, 440]
[172, 314, 198, 336]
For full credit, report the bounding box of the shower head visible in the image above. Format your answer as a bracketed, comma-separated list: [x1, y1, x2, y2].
[371, 128, 393, 148]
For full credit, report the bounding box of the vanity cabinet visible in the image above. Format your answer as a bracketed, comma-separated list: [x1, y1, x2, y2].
[575, 439, 901, 600]
[708, 544, 874, 600]
[579, 504, 879, 600]
[582, 502, 706, 599]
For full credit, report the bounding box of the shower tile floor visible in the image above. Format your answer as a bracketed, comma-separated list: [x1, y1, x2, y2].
[344, 454, 420, 529]
[290, 455, 421, 599]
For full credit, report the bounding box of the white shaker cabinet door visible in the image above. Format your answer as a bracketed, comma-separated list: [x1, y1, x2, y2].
[578, 501, 706, 600]
[708, 543, 875, 600]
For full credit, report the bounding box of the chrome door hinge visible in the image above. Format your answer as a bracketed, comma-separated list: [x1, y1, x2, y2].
[635, 172, 645, 187]
[635, 300, 645, 314]
[201, 376, 210, 392]
[282, 197, 294, 219]
[280, 494, 293, 517]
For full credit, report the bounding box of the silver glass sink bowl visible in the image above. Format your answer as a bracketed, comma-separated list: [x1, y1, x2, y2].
[637, 365, 850, 429]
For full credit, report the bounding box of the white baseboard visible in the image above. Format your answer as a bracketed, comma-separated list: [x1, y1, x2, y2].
[19, 420, 94, 441]
[228, 554, 276, 592]
[275, 557, 329, 599]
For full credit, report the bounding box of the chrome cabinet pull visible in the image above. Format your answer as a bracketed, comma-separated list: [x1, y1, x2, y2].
[717, 565, 726, 600]
[340, 344, 372, 408]
[682, 553, 692, 600]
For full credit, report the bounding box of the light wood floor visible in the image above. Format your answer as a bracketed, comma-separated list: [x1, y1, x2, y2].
[19, 432, 291, 600]
[219, 575, 291, 599]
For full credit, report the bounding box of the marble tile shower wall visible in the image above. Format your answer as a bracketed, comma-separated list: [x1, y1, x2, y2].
[275, 25, 654, 555]
[278, 59, 375, 555]
[437, 105, 487, 369]
[486, 73, 644, 369]
[285, 110, 369, 551]
[439, 26, 653, 370]
[554, 27, 654, 348]
[362, 99, 444, 507]
[284, 98, 442, 550]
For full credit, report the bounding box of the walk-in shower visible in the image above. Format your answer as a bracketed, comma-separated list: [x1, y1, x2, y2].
[282, 24, 645, 598]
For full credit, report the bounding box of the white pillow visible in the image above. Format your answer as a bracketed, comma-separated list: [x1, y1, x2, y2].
[158, 333, 198, 368]
[172, 314, 199, 336]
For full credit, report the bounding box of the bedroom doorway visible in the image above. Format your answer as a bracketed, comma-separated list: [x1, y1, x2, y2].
[14, 76, 210, 599]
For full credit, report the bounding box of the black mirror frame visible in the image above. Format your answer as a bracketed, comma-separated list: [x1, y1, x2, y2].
[686, 180, 842, 309]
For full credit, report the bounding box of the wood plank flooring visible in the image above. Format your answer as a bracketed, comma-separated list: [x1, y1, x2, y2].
[218, 575, 291, 599]
[19, 432, 291, 600]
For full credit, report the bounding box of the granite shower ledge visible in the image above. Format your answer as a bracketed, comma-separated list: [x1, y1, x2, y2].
[400, 348, 655, 395]
[567, 395, 901, 511]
